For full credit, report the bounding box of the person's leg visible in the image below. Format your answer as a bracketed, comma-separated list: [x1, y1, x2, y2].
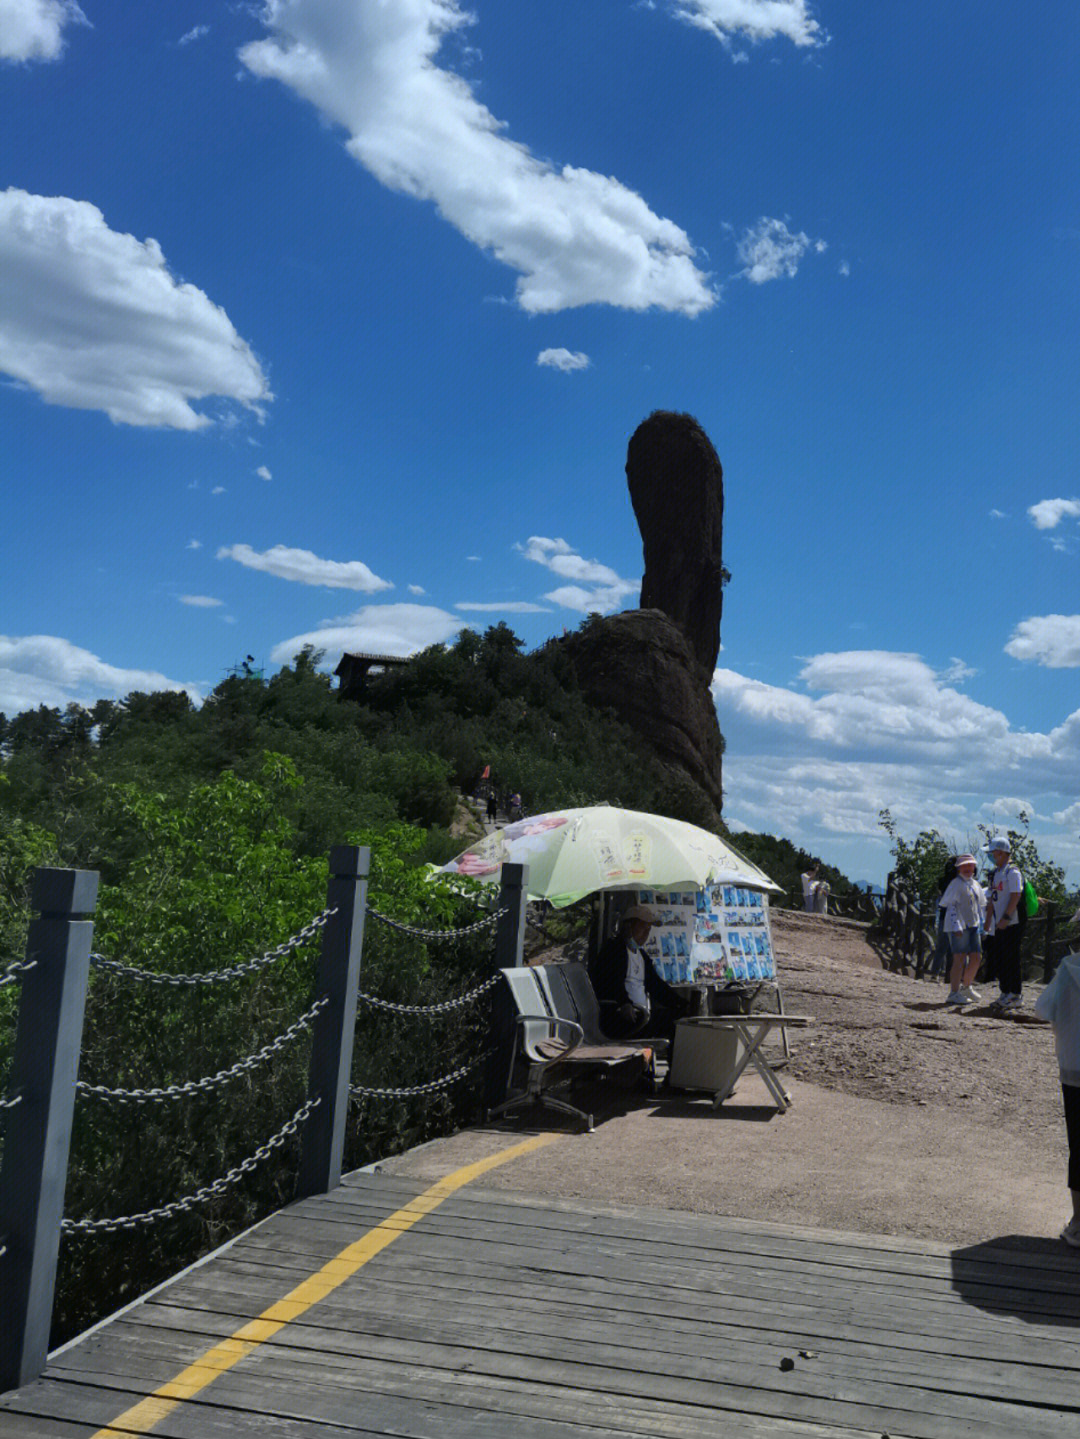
[948, 942, 965, 996]
[1060, 1085, 1080, 1240]
[961, 953, 982, 993]
[999, 924, 1024, 1000]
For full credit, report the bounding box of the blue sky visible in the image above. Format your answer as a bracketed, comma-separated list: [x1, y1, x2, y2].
[2, 0, 1079, 885]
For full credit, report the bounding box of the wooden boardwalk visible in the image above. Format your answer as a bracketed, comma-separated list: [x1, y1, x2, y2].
[3, 1149, 1080, 1438]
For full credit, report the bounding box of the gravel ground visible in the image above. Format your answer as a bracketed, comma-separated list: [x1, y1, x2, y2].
[377, 911, 1078, 1247]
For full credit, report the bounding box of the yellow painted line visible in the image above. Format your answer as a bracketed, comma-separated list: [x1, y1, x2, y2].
[91, 1133, 561, 1438]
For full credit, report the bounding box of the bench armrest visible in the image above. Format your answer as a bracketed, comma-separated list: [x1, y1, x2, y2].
[515, 1013, 584, 1065]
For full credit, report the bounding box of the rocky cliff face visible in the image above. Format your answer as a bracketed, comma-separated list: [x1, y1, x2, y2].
[560, 608, 724, 825]
[560, 411, 725, 825]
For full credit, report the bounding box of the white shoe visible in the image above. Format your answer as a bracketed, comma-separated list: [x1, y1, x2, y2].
[998, 993, 1022, 1010]
[946, 990, 972, 1005]
[1061, 1219, 1080, 1248]
[961, 985, 981, 1002]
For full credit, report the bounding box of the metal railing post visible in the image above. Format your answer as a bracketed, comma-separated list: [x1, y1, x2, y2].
[494, 863, 528, 969]
[297, 845, 369, 1199]
[0, 867, 98, 1393]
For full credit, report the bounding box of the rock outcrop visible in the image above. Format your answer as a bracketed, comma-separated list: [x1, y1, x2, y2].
[561, 608, 724, 825]
[561, 411, 725, 825]
[626, 411, 724, 678]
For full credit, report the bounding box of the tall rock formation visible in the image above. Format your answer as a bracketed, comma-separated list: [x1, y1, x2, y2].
[561, 411, 726, 826]
[626, 411, 724, 678]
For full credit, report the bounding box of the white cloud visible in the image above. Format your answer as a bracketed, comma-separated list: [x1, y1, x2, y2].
[179, 594, 223, 608]
[455, 601, 551, 613]
[0, 189, 271, 428]
[0, 0, 87, 63]
[256, 465, 272, 481]
[211, 486, 226, 495]
[408, 584, 426, 595]
[990, 509, 1006, 520]
[271, 604, 463, 663]
[178, 23, 210, 46]
[218, 543, 392, 592]
[670, 1, 824, 50]
[0, 635, 198, 715]
[239, 1, 714, 316]
[518, 535, 638, 614]
[186, 539, 202, 549]
[466, 555, 481, 562]
[712, 649, 1080, 882]
[1004, 615, 1080, 669]
[1028, 498, 1080, 530]
[838, 260, 850, 276]
[537, 348, 591, 372]
[736, 216, 822, 283]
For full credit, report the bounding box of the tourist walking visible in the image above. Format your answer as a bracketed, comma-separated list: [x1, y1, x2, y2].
[1034, 950, 1080, 1246]
[930, 855, 960, 978]
[802, 862, 821, 913]
[983, 835, 1025, 1011]
[942, 854, 986, 1006]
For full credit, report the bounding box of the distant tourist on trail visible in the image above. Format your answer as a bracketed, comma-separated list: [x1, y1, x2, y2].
[942, 854, 986, 1007]
[802, 863, 821, 913]
[1034, 949, 1080, 1247]
[983, 836, 1025, 1011]
[486, 791, 497, 824]
[589, 904, 687, 1043]
[508, 791, 523, 822]
[930, 856, 960, 979]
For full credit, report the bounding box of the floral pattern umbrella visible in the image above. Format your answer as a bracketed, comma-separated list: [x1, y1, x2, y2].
[442, 805, 780, 907]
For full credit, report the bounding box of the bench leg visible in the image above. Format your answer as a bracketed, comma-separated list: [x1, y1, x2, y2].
[487, 1089, 593, 1133]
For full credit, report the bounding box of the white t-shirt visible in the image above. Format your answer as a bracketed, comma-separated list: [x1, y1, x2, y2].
[624, 939, 650, 1013]
[986, 863, 1023, 935]
[940, 877, 986, 932]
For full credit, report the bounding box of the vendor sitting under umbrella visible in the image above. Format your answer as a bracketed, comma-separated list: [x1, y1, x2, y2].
[590, 904, 689, 1042]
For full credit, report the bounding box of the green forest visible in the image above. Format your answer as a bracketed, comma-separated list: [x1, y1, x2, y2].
[1, 620, 854, 1342]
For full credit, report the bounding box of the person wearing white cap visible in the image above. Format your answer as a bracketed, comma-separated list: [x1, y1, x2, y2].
[983, 835, 1025, 1011]
[940, 856, 987, 1006]
[589, 904, 687, 1041]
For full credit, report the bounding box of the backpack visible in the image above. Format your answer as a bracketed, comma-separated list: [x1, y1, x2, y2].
[1006, 866, 1037, 928]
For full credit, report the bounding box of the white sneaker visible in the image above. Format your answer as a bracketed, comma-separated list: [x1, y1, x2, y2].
[999, 993, 1022, 1010]
[1061, 1219, 1080, 1248]
[961, 985, 981, 1002]
[947, 990, 973, 1005]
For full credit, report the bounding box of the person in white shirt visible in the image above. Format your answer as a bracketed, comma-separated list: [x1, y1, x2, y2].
[589, 904, 687, 1040]
[1034, 951, 1080, 1246]
[940, 854, 987, 1007]
[983, 835, 1025, 1010]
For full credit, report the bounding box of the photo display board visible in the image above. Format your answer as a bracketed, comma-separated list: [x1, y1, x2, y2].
[637, 884, 775, 983]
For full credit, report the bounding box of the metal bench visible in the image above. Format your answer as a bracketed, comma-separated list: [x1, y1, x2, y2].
[488, 961, 664, 1132]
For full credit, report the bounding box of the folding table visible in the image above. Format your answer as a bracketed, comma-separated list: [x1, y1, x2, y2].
[670, 1014, 813, 1114]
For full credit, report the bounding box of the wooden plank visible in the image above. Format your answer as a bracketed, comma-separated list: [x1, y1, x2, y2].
[113, 1293, 1080, 1414]
[330, 1177, 1079, 1283]
[145, 1257, 1080, 1373]
[41, 1329, 1071, 1439]
[0, 1371, 886, 1439]
[223, 1211, 1080, 1330]
[250, 1197, 1080, 1309]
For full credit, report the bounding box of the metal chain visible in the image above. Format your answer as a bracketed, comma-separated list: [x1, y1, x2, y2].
[76, 997, 330, 1105]
[349, 1046, 495, 1099]
[89, 908, 337, 987]
[366, 905, 505, 942]
[61, 1097, 320, 1234]
[0, 956, 38, 988]
[355, 972, 501, 1016]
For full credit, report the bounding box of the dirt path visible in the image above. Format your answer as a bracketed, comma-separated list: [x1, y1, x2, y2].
[378, 911, 1076, 1247]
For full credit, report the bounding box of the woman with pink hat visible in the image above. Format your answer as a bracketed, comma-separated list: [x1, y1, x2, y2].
[940, 855, 987, 1007]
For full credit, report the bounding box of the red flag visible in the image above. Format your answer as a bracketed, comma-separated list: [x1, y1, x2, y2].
[481, 764, 490, 779]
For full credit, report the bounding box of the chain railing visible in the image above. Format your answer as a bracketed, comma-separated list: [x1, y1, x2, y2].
[0, 851, 527, 1393]
[88, 907, 337, 986]
[366, 904, 504, 942]
[350, 1046, 496, 1100]
[0, 955, 38, 988]
[76, 997, 330, 1105]
[61, 1098, 321, 1233]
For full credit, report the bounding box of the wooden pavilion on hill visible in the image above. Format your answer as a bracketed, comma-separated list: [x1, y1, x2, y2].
[334, 651, 411, 701]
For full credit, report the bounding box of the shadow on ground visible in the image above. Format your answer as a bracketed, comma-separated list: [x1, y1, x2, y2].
[951, 1236, 1080, 1326]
